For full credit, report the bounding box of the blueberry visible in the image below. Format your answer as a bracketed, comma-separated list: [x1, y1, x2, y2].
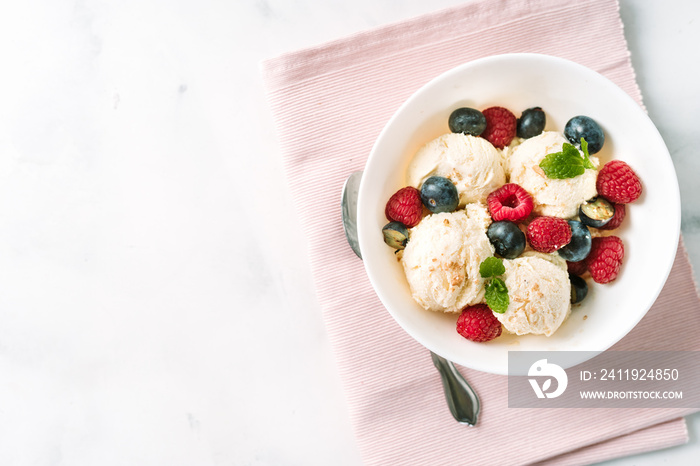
[564, 115, 605, 154]
[487, 221, 526, 259]
[448, 107, 487, 136]
[579, 197, 614, 228]
[569, 273, 588, 304]
[516, 107, 546, 139]
[382, 221, 409, 250]
[420, 176, 459, 213]
[558, 220, 592, 262]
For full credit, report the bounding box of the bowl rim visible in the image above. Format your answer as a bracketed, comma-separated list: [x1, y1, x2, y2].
[357, 53, 681, 375]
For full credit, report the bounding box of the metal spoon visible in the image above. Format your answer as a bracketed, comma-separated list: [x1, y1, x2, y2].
[341, 171, 480, 425]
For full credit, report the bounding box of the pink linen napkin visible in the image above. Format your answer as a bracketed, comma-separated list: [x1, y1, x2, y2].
[261, 0, 700, 464]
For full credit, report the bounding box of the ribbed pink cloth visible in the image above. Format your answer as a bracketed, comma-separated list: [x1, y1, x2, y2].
[261, 0, 700, 464]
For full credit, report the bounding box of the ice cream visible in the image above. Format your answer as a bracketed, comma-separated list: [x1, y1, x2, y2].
[406, 133, 506, 206]
[496, 251, 571, 336]
[507, 131, 598, 218]
[401, 204, 493, 313]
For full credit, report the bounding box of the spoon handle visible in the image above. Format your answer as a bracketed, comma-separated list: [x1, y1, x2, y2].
[431, 351, 480, 426]
[341, 171, 480, 426]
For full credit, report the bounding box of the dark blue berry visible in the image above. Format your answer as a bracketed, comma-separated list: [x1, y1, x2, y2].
[579, 197, 614, 228]
[448, 107, 487, 136]
[558, 221, 592, 262]
[487, 221, 526, 259]
[564, 115, 604, 154]
[569, 273, 588, 304]
[420, 176, 459, 213]
[382, 221, 409, 250]
[516, 107, 546, 139]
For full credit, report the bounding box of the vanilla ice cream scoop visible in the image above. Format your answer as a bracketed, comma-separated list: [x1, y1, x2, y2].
[401, 204, 493, 313]
[407, 133, 506, 206]
[507, 131, 598, 218]
[496, 252, 571, 336]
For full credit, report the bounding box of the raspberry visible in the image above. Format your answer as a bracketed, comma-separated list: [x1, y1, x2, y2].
[487, 183, 534, 222]
[597, 202, 626, 230]
[456, 304, 502, 342]
[481, 106, 517, 149]
[567, 260, 588, 276]
[526, 216, 572, 253]
[584, 236, 624, 284]
[596, 160, 642, 204]
[385, 186, 423, 227]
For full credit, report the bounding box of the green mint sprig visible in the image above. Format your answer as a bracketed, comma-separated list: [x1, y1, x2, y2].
[480, 256, 505, 278]
[485, 277, 509, 314]
[479, 257, 509, 313]
[539, 137, 595, 179]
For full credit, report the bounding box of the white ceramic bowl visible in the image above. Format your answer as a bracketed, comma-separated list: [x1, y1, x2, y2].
[357, 53, 680, 375]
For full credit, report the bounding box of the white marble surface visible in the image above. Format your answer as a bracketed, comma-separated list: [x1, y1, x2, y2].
[0, 0, 698, 464]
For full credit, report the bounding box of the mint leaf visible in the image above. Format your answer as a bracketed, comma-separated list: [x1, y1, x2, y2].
[539, 143, 592, 179]
[480, 256, 505, 278]
[485, 277, 509, 313]
[580, 137, 595, 169]
[539, 150, 586, 178]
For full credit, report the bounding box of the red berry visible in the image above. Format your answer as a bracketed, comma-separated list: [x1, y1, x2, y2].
[597, 202, 626, 230]
[567, 260, 588, 276]
[584, 236, 624, 284]
[526, 216, 572, 253]
[385, 186, 423, 227]
[487, 183, 534, 222]
[596, 160, 642, 204]
[481, 106, 517, 149]
[456, 304, 502, 342]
